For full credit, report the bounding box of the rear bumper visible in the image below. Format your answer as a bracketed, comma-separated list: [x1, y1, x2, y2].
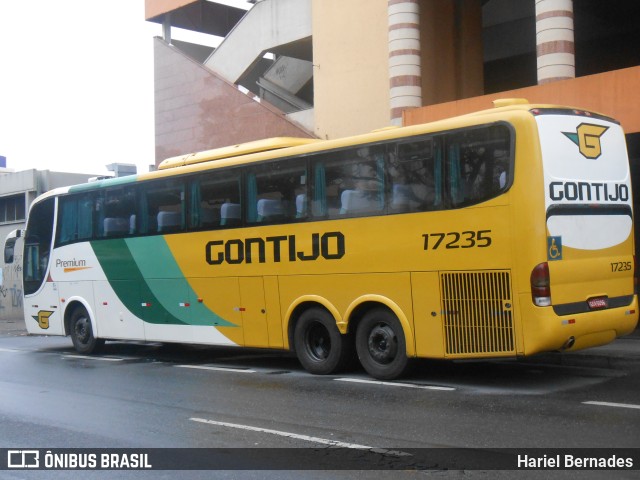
[519, 294, 639, 355]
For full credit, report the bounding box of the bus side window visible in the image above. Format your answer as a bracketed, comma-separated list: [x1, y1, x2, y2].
[139, 180, 185, 234]
[98, 187, 138, 238]
[391, 138, 440, 213]
[314, 146, 386, 219]
[56, 193, 95, 245]
[246, 159, 307, 224]
[445, 125, 512, 207]
[190, 171, 241, 229]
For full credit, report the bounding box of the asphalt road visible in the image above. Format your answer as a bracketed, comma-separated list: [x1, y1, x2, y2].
[1, 333, 639, 479]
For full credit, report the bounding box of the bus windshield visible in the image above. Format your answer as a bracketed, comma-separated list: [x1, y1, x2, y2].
[23, 197, 55, 296]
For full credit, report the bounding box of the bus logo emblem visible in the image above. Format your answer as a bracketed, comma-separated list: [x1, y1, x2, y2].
[562, 123, 609, 159]
[32, 310, 54, 329]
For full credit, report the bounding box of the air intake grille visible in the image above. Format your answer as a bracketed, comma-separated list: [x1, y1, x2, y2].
[440, 270, 515, 356]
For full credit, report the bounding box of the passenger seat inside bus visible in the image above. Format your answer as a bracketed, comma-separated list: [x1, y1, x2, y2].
[199, 206, 219, 227]
[157, 211, 182, 232]
[220, 203, 241, 226]
[390, 184, 427, 212]
[257, 198, 285, 222]
[103, 217, 130, 236]
[296, 194, 307, 218]
[340, 190, 380, 215]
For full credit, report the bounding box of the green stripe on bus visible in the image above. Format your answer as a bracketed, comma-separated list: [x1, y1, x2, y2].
[69, 175, 138, 193]
[91, 238, 236, 327]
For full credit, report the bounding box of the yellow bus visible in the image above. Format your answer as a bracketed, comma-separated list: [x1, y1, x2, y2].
[19, 99, 638, 379]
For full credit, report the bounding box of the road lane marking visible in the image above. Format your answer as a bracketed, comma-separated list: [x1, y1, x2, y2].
[189, 417, 409, 457]
[582, 401, 640, 410]
[335, 377, 455, 391]
[175, 365, 256, 373]
[190, 417, 372, 449]
[0, 347, 22, 353]
[62, 355, 124, 362]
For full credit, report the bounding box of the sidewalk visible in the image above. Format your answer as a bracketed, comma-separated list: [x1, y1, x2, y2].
[1, 316, 639, 369]
[0, 316, 27, 337]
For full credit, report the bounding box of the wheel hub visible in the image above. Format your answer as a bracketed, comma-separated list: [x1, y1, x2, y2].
[368, 324, 397, 364]
[307, 323, 331, 360]
[75, 317, 90, 344]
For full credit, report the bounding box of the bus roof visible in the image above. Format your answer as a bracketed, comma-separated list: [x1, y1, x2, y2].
[464, 98, 615, 122]
[157, 99, 616, 171]
[158, 137, 321, 170]
[28, 99, 619, 207]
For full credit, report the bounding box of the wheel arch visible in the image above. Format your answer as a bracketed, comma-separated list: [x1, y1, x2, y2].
[345, 295, 415, 357]
[63, 298, 98, 338]
[285, 295, 343, 352]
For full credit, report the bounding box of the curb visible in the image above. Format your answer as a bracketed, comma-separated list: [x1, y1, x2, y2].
[524, 335, 640, 371]
[527, 351, 640, 371]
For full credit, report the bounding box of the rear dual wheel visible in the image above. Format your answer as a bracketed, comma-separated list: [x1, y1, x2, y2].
[355, 308, 409, 380]
[294, 307, 352, 375]
[294, 306, 409, 380]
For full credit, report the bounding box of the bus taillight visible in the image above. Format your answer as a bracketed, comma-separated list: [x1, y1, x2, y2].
[531, 262, 551, 307]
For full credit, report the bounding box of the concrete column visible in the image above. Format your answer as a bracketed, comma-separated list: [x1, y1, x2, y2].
[162, 14, 172, 44]
[388, 0, 422, 126]
[535, 0, 575, 84]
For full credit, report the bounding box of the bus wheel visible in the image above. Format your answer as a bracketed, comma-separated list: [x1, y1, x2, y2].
[294, 307, 351, 375]
[69, 306, 104, 355]
[356, 308, 408, 380]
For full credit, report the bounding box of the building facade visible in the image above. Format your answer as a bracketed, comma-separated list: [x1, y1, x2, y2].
[0, 169, 98, 320]
[146, 0, 640, 247]
[146, 0, 639, 162]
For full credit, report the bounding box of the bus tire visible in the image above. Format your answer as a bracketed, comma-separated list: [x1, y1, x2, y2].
[294, 307, 351, 375]
[356, 308, 409, 380]
[69, 306, 104, 355]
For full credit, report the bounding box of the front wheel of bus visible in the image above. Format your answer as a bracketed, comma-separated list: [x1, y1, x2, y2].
[356, 308, 409, 380]
[70, 306, 104, 355]
[294, 307, 351, 375]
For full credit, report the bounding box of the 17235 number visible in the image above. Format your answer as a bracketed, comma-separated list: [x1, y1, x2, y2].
[422, 230, 492, 250]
